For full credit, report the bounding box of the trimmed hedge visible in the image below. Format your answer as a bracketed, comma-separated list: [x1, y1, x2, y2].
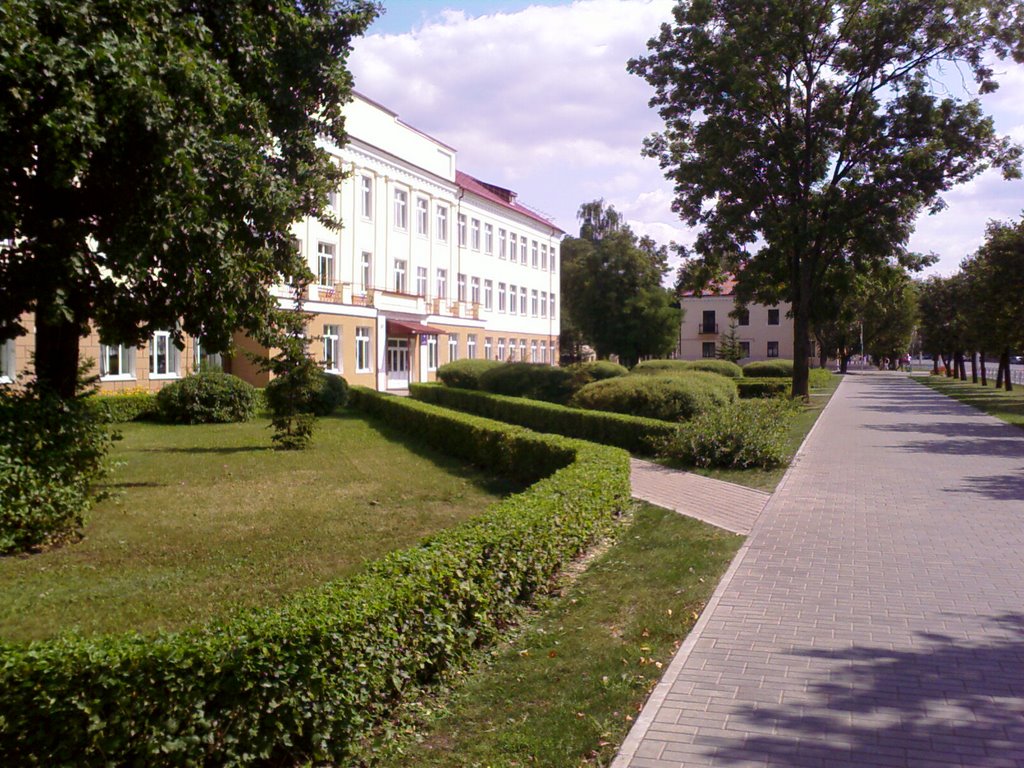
[737, 377, 790, 398]
[0, 389, 630, 765]
[478, 363, 576, 404]
[85, 392, 158, 423]
[566, 360, 630, 388]
[742, 359, 794, 378]
[570, 372, 737, 422]
[633, 358, 744, 379]
[409, 383, 676, 456]
[437, 359, 504, 390]
[809, 368, 834, 388]
[156, 372, 258, 424]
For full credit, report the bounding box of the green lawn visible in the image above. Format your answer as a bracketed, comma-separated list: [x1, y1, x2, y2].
[917, 373, 1024, 428]
[369, 503, 743, 767]
[0, 412, 518, 643]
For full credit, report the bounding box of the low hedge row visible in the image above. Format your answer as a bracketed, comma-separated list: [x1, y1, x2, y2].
[84, 392, 159, 422]
[742, 359, 793, 377]
[409, 382, 676, 456]
[737, 377, 790, 398]
[633, 359, 744, 378]
[0, 389, 630, 765]
[570, 371, 738, 422]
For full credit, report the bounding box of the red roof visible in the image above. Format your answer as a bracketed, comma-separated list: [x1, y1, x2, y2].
[681, 274, 739, 297]
[456, 171, 563, 234]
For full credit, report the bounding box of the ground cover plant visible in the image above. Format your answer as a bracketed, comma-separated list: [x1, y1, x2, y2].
[371, 503, 742, 767]
[917, 374, 1024, 429]
[0, 412, 516, 642]
[570, 371, 737, 421]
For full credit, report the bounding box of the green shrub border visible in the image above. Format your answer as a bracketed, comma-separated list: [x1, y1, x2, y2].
[410, 382, 675, 456]
[0, 388, 630, 766]
[84, 392, 159, 423]
[737, 377, 790, 398]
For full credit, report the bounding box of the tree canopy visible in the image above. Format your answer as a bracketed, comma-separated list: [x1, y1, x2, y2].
[561, 201, 680, 367]
[629, 0, 1024, 397]
[0, 0, 378, 396]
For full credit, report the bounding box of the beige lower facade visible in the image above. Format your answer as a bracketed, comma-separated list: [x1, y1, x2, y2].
[676, 294, 794, 363]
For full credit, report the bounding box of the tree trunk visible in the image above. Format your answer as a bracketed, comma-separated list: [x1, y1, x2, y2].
[1003, 348, 1013, 392]
[970, 352, 977, 383]
[980, 351, 987, 386]
[997, 356, 1005, 388]
[932, 355, 939, 375]
[791, 275, 811, 399]
[957, 352, 967, 381]
[34, 311, 82, 399]
[840, 354, 850, 374]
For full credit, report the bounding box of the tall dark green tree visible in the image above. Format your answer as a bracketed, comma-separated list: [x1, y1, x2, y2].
[561, 201, 680, 367]
[0, 0, 378, 397]
[630, 0, 1023, 397]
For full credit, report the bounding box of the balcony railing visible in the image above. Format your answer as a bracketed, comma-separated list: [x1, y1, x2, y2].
[698, 322, 719, 335]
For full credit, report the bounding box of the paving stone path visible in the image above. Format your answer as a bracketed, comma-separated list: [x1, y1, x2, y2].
[615, 372, 1024, 768]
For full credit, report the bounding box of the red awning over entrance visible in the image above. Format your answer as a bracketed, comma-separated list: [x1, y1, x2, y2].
[386, 319, 446, 336]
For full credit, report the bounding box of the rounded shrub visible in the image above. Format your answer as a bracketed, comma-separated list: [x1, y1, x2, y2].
[633, 359, 743, 378]
[478, 363, 576, 403]
[570, 372, 737, 422]
[156, 372, 258, 424]
[437, 359, 504, 390]
[743, 359, 794, 378]
[265, 370, 349, 419]
[566, 360, 629, 390]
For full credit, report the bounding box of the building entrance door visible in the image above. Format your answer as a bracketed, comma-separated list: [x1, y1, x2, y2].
[386, 338, 410, 389]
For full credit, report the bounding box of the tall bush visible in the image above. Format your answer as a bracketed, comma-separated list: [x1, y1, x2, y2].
[659, 398, 795, 469]
[570, 372, 736, 421]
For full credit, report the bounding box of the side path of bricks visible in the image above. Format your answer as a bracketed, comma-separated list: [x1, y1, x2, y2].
[614, 372, 1024, 768]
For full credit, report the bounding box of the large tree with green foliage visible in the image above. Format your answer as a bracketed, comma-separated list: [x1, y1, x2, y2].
[561, 201, 680, 367]
[629, 0, 1023, 397]
[0, 0, 378, 398]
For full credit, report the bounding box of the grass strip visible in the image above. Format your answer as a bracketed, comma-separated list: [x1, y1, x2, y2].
[370, 503, 743, 768]
[917, 374, 1024, 429]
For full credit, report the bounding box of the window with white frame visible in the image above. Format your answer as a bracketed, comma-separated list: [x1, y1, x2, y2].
[100, 343, 135, 379]
[394, 189, 408, 230]
[448, 333, 459, 362]
[540, 291, 547, 318]
[323, 325, 341, 371]
[509, 233, 517, 262]
[484, 224, 493, 254]
[549, 293, 556, 318]
[550, 246, 557, 273]
[0, 339, 16, 382]
[416, 197, 429, 236]
[394, 259, 407, 293]
[499, 228, 507, 259]
[193, 338, 222, 373]
[356, 327, 372, 373]
[541, 244, 548, 271]
[436, 269, 448, 299]
[317, 242, 335, 286]
[530, 340, 537, 362]
[471, 219, 481, 250]
[360, 252, 372, 292]
[519, 287, 527, 315]
[767, 341, 780, 358]
[471, 276, 481, 305]
[458, 213, 467, 247]
[542, 341, 549, 364]
[531, 289, 539, 316]
[531, 241, 539, 268]
[149, 330, 180, 377]
[427, 335, 438, 369]
[520, 238, 527, 264]
[484, 279, 493, 310]
[416, 266, 427, 297]
[498, 282, 507, 312]
[507, 338, 516, 360]
[509, 284, 517, 314]
[519, 339, 526, 360]
[497, 338, 506, 360]
[326, 189, 338, 213]
[436, 205, 448, 241]
[467, 334, 477, 359]
[360, 176, 372, 219]
[484, 337, 493, 360]
[457, 273, 467, 302]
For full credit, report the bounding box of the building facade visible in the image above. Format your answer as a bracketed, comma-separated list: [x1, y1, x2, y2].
[2, 93, 563, 392]
[676, 278, 794, 363]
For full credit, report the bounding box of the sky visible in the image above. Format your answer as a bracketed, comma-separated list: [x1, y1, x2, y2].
[350, 0, 1024, 278]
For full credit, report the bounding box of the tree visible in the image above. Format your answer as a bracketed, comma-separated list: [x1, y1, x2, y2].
[0, 0, 378, 398]
[561, 201, 681, 367]
[629, 0, 1023, 398]
[717, 322, 744, 363]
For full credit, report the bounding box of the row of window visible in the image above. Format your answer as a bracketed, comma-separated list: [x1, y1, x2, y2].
[99, 332, 222, 379]
[701, 341, 780, 359]
[429, 333, 555, 368]
[321, 325, 373, 374]
[702, 308, 780, 328]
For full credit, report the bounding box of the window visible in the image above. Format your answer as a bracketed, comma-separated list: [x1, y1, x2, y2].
[499, 229, 507, 259]
[484, 279, 493, 310]
[531, 289, 539, 316]
[520, 238, 527, 264]
[457, 273, 467, 302]
[471, 276, 481, 305]
[360, 176, 372, 219]
[416, 197, 429, 235]
[471, 218, 481, 250]
[701, 310, 716, 334]
[193, 339, 222, 373]
[497, 338, 506, 360]
[360, 252, 372, 292]
[356, 327, 372, 373]
[436, 205, 448, 241]
[530, 340, 537, 362]
[436, 268, 448, 299]
[550, 246, 557, 273]
[326, 189, 338, 213]
[739, 341, 751, 358]
[484, 337, 493, 360]
[458, 214, 467, 246]
[540, 291, 547, 318]
[317, 242, 335, 286]
[736, 308, 750, 326]
[498, 282, 507, 312]
[394, 259, 407, 293]
[149, 331, 180, 378]
[101, 343, 135, 379]
[519, 339, 526, 360]
[508, 338, 516, 361]
[768, 308, 780, 325]
[767, 341, 780, 358]
[549, 293, 556, 318]
[519, 287, 527, 315]
[541, 244, 548, 271]
[427, 336, 438, 370]
[416, 266, 428, 297]
[394, 189, 408, 230]
[509, 284, 517, 314]
[448, 333, 459, 363]
[542, 341, 549, 364]
[484, 224, 493, 254]
[467, 334, 477, 360]
[0, 339, 14, 382]
[509, 233, 518, 262]
[323, 325, 341, 372]
[531, 240, 539, 268]
[702, 341, 716, 359]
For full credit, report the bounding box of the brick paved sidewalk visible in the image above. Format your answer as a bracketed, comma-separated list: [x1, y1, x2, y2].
[614, 372, 1024, 768]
